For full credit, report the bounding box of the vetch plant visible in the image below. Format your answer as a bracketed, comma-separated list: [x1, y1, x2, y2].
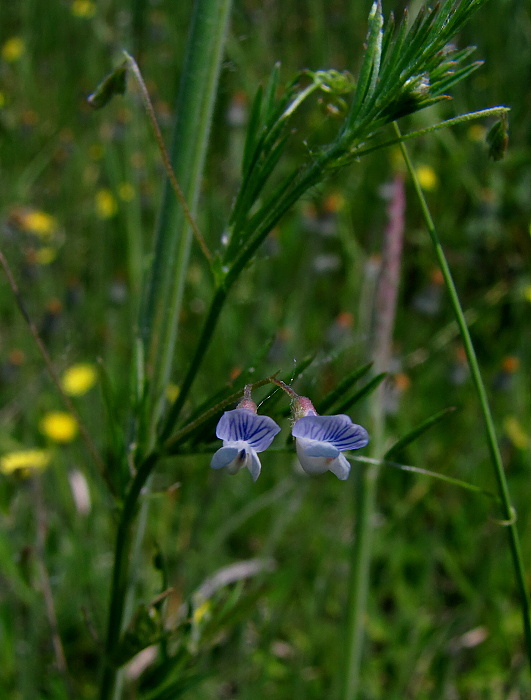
[77, 0, 528, 696]
[210, 387, 281, 481]
[1, 0, 526, 698]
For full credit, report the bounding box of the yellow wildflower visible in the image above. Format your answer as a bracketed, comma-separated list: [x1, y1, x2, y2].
[523, 285, 531, 304]
[35, 247, 57, 265]
[95, 189, 118, 219]
[2, 37, 25, 63]
[415, 165, 438, 191]
[61, 363, 97, 396]
[166, 384, 180, 403]
[192, 600, 211, 625]
[40, 412, 78, 443]
[88, 143, 104, 161]
[504, 417, 529, 451]
[118, 183, 135, 202]
[1, 449, 51, 476]
[71, 0, 96, 18]
[18, 209, 58, 238]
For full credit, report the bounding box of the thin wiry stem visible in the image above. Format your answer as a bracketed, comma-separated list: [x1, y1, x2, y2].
[123, 51, 212, 264]
[395, 122, 531, 672]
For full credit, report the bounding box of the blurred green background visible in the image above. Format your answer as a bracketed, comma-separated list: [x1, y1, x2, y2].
[0, 1, 530, 698]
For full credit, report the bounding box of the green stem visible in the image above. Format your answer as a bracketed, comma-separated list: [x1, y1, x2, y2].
[139, 0, 233, 444]
[99, 454, 158, 700]
[160, 285, 227, 440]
[395, 123, 531, 670]
[100, 3, 233, 696]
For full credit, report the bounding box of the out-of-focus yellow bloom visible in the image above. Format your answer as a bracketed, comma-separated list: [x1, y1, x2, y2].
[2, 37, 25, 63]
[504, 417, 529, 451]
[0, 92, 5, 108]
[95, 189, 118, 219]
[71, 0, 96, 18]
[166, 384, 180, 403]
[415, 165, 438, 191]
[35, 247, 57, 265]
[1, 449, 51, 476]
[467, 124, 487, 142]
[61, 363, 97, 396]
[192, 600, 211, 625]
[323, 192, 344, 213]
[17, 209, 58, 238]
[40, 412, 78, 443]
[88, 143, 104, 161]
[118, 183, 135, 202]
[523, 285, 531, 304]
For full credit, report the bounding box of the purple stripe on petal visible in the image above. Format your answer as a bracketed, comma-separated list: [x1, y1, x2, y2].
[292, 415, 369, 451]
[216, 409, 280, 451]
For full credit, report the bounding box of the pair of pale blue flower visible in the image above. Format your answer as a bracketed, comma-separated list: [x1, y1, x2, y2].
[210, 398, 369, 482]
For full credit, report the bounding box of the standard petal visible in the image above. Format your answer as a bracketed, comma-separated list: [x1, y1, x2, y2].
[216, 409, 280, 451]
[292, 414, 369, 451]
[210, 445, 239, 470]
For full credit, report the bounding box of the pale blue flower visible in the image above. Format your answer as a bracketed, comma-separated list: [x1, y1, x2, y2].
[210, 408, 281, 481]
[292, 413, 369, 480]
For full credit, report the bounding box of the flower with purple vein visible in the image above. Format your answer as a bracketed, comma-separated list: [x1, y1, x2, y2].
[291, 400, 369, 480]
[211, 402, 281, 481]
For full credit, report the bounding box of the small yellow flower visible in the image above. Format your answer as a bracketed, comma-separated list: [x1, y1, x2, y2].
[166, 384, 180, 403]
[95, 189, 118, 219]
[415, 165, 438, 191]
[40, 412, 78, 443]
[71, 0, 96, 18]
[523, 285, 531, 304]
[88, 143, 104, 161]
[504, 416, 529, 451]
[61, 363, 97, 396]
[2, 37, 25, 63]
[35, 247, 57, 265]
[192, 600, 211, 625]
[20, 209, 58, 238]
[0, 449, 51, 476]
[118, 183, 135, 202]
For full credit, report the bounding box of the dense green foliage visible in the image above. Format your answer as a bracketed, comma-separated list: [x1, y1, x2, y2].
[0, 1, 530, 698]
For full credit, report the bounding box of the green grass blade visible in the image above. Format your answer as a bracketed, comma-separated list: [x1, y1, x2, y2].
[384, 406, 457, 461]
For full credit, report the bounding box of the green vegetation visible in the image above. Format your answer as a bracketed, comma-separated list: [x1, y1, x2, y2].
[0, 1, 530, 698]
